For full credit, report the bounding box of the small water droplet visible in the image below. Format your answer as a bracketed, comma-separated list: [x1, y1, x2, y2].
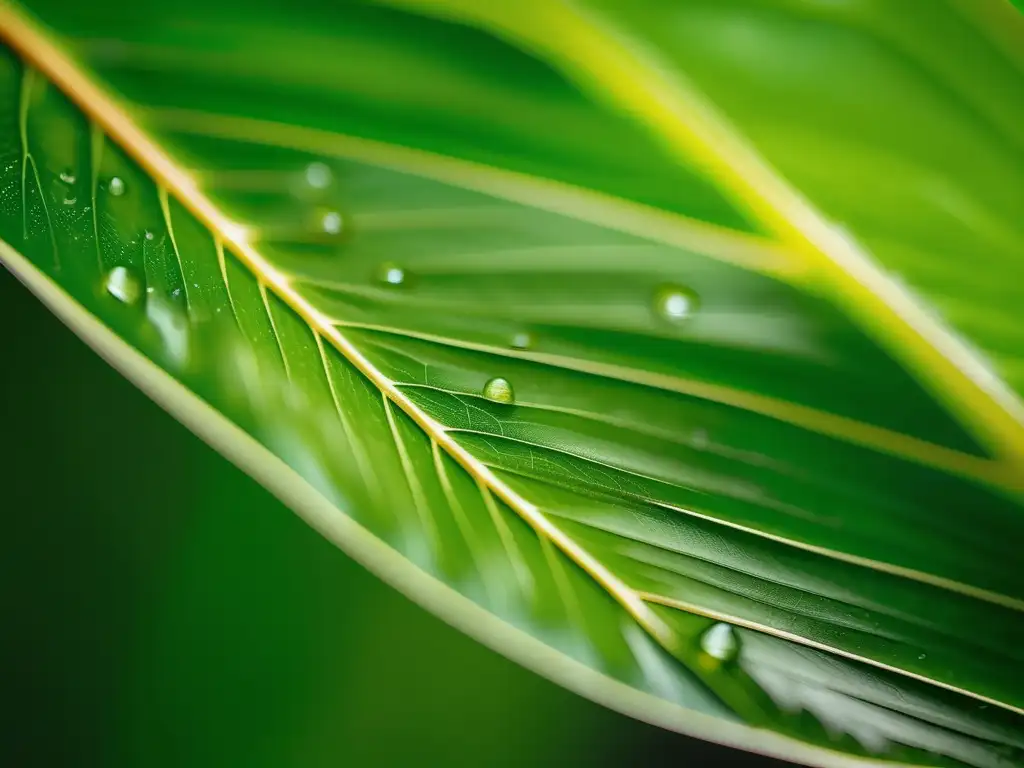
[146, 286, 154, 294]
[511, 332, 532, 350]
[918, 653, 926, 660]
[654, 284, 699, 322]
[321, 210, 343, 235]
[483, 377, 514, 404]
[59, 169, 76, 184]
[170, 287, 183, 302]
[700, 623, 739, 662]
[62, 196, 77, 206]
[105, 266, 142, 305]
[375, 262, 406, 287]
[108, 176, 126, 196]
[305, 162, 332, 190]
[144, 230, 155, 241]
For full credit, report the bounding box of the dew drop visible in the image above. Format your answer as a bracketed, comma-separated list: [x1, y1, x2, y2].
[654, 284, 699, 322]
[700, 622, 739, 662]
[375, 262, 406, 287]
[62, 196, 77, 206]
[108, 176, 126, 196]
[320, 210, 343, 235]
[59, 169, 76, 184]
[144, 230, 155, 241]
[105, 265, 143, 305]
[147, 297, 190, 370]
[483, 377, 514, 405]
[305, 162, 332, 190]
[510, 332, 532, 350]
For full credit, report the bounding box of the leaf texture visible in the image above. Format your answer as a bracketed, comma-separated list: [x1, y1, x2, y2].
[0, 1, 1022, 765]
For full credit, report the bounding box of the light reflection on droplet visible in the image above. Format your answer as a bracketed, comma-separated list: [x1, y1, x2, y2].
[59, 169, 76, 184]
[655, 284, 699, 323]
[144, 230, 155, 241]
[483, 377, 514, 404]
[305, 162, 332, 190]
[321, 210, 343, 235]
[108, 176, 126, 196]
[700, 622, 739, 662]
[105, 265, 142, 305]
[375, 262, 406, 287]
[62, 196, 76, 206]
[511, 332, 532, 350]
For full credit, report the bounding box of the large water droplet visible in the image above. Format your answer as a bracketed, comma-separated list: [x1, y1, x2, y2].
[654, 284, 699, 322]
[59, 169, 76, 184]
[483, 377, 514, 404]
[375, 262, 406, 287]
[320, 209, 343, 235]
[700, 622, 739, 662]
[105, 265, 142, 305]
[511, 332, 532, 350]
[108, 176, 126, 196]
[305, 162, 332, 190]
[144, 230, 155, 241]
[147, 297, 190, 370]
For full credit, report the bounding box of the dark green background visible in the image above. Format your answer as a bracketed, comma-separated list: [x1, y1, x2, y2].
[0, 267, 784, 766]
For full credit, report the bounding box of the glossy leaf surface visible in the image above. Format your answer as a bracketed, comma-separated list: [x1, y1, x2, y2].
[1, 1, 1022, 765]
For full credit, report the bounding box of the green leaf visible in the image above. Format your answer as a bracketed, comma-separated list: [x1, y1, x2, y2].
[1, 0, 1023, 765]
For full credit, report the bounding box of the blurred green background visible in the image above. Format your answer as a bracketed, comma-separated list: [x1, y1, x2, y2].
[0, 267, 785, 766]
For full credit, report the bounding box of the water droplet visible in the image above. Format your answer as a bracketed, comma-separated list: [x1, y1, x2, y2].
[105, 266, 142, 305]
[320, 210, 343, 235]
[62, 196, 77, 206]
[918, 653, 926, 660]
[59, 169, 76, 184]
[108, 176, 125, 196]
[510, 332, 532, 350]
[144, 230, 155, 241]
[375, 262, 406, 287]
[483, 377, 514, 405]
[147, 297, 190, 369]
[700, 623, 739, 662]
[305, 162, 332, 190]
[654, 284, 699, 322]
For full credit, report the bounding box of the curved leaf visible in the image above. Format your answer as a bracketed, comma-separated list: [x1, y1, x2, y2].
[0, 1, 1022, 765]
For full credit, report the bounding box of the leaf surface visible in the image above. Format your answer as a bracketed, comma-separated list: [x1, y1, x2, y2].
[1, 1, 1023, 765]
